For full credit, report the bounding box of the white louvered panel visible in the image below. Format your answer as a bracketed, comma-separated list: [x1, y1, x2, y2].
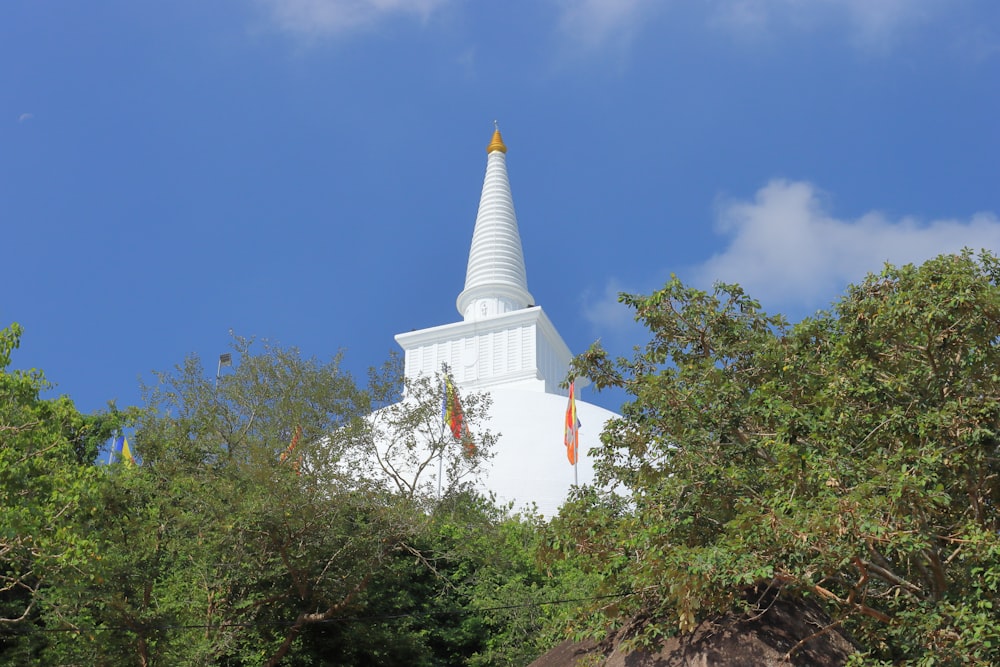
[476, 335, 492, 378]
[509, 326, 521, 373]
[522, 324, 535, 368]
[413, 347, 424, 376]
[449, 340, 460, 375]
[487, 330, 498, 377]
[439, 345, 450, 375]
[460, 338, 476, 384]
[493, 330, 504, 376]
[498, 328, 509, 374]
[421, 347, 432, 376]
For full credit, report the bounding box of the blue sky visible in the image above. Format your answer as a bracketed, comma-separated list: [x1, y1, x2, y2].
[3, 0, 999, 416]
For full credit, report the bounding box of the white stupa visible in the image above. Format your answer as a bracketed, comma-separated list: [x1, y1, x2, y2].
[395, 127, 618, 516]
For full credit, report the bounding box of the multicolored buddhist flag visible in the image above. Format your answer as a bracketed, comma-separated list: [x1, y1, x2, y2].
[444, 377, 464, 440]
[111, 435, 136, 466]
[564, 380, 580, 466]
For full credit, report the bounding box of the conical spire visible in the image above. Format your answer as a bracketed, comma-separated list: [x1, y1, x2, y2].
[486, 127, 507, 154]
[456, 125, 534, 321]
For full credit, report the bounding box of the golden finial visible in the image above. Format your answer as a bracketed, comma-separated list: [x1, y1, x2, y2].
[486, 120, 507, 154]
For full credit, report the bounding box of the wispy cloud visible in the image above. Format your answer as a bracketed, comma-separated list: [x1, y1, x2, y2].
[581, 278, 639, 332]
[455, 47, 477, 78]
[709, 0, 941, 45]
[18, 112, 33, 123]
[256, 0, 452, 36]
[552, 0, 659, 50]
[828, 0, 940, 39]
[693, 179, 1000, 309]
[550, 0, 942, 52]
[579, 278, 650, 359]
[254, 0, 950, 52]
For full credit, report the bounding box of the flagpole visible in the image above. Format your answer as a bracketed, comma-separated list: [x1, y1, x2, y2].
[574, 386, 579, 486]
[437, 427, 444, 501]
[438, 369, 447, 502]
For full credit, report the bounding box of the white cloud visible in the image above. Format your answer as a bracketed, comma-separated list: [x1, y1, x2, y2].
[552, 0, 659, 50]
[257, 0, 451, 36]
[583, 181, 1000, 344]
[17, 112, 32, 123]
[692, 179, 1000, 309]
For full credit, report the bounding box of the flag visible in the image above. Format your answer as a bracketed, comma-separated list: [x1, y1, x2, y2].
[564, 381, 581, 465]
[111, 435, 136, 466]
[443, 377, 465, 441]
[280, 426, 303, 474]
[460, 418, 476, 457]
[443, 377, 475, 456]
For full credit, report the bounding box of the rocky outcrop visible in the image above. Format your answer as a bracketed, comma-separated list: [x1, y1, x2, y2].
[528, 593, 856, 667]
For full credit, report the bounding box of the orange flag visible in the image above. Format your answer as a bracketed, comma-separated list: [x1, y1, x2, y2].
[564, 381, 580, 465]
[444, 378, 475, 456]
[442, 378, 462, 439]
[280, 426, 303, 474]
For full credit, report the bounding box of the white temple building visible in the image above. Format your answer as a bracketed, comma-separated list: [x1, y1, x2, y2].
[394, 128, 618, 517]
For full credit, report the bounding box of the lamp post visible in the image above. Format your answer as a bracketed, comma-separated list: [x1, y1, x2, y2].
[216, 353, 232, 388]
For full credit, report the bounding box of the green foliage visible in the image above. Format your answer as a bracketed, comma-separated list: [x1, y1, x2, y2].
[51, 336, 427, 666]
[0, 322, 122, 659]
[0, 326, 605, 666]
[136, 333, 367, 469]
[430, 494, 578, 667]
[558, 250, 1000, 664]
[6, 332, 555, 666]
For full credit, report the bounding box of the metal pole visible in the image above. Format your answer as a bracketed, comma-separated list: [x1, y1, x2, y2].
[438, 371, 446, 501]
[574, 385, 580, 486]
[216, 353, 232, 388]
[438, 443, 444, 501]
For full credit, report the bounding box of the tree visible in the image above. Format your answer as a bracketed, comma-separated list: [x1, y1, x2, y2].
[340, 359, 497, 503]
[556, 250, 1000, 664]
[0, 323, 122, 661]
[294, 492, 549, 667]
[33, 335, 510, 666]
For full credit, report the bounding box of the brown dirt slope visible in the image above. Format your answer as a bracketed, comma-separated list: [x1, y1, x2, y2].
[528, 593, 856, 667]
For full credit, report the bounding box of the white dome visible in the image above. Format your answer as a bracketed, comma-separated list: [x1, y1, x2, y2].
[474, 387, 616, 517]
